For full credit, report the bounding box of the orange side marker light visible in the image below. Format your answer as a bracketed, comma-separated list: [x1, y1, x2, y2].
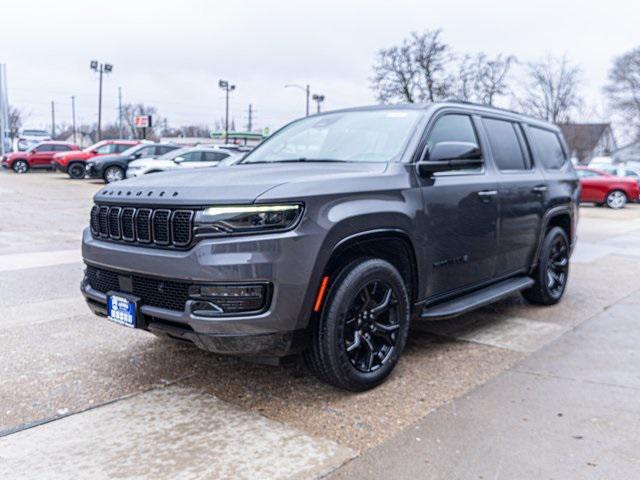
[313, 276, 330, 312]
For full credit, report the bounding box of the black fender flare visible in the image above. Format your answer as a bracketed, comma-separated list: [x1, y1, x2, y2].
[529, 205, 574, 272]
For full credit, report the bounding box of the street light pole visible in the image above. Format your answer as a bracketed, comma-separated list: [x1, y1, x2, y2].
[90, 60, 113, 141]
[50, 101, 56, 138]
[71, 96, 76, 144]
[218, 79, 236, 144]
[285, 84, 311, 116]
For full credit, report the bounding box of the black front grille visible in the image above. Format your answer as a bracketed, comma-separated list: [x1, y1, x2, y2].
[86, 265, 190, 312]
[91, 205, 195, 249]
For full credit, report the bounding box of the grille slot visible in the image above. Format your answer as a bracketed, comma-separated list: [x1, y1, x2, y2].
[108, 207, 121, 239]
[90, 205, 196, 249]
[121, 208, 136, 241]
[90, 206, 100, 234]
[136, 209, 152, 243]
[152, 210, 171, 245]
[98, 206, 109, 237]
[172, 210, 193, 246]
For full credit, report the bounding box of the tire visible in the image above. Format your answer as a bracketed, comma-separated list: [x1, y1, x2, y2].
[104, 165, 125, 183]
[68, 162, 86, 179]
[304, 258, 410, 391]
[522, 226, 570, 305]
[606, 190, 627, 209]
[12, 160, 29, 174]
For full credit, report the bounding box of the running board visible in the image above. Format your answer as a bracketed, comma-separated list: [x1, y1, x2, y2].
[420, 276, 534, 320]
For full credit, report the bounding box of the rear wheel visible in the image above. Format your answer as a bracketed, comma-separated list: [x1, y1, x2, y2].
[104, 165, 125, 183]
[68, 162, 86, 179]
[304, 258, 410, 391]
[522, 226, 569, 305]
[606, 190, 627, 209]
[12, 160, 29, 174]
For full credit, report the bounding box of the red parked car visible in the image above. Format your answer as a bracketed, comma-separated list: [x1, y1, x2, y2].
[1, 141, 80, 173]
[576, 166, 640, 209]
[52, 140, 140, 179]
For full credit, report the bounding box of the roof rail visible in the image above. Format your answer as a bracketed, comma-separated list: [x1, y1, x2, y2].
[442, 99, 524, 117]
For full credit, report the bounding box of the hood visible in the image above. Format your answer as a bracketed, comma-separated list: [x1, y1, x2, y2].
[89, 154, 126, 164]
[93, 162, 388, 206]
[54, 150, 90, 161]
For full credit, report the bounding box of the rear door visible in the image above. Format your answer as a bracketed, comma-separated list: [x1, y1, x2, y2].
[481, 117, 544, 277]
[418, 112, 500, 298]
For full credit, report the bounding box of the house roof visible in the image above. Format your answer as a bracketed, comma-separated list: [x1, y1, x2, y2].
[557, 123, 611, 153]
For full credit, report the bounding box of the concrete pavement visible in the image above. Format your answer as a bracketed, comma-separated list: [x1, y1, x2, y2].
[330, 291, 640, 479]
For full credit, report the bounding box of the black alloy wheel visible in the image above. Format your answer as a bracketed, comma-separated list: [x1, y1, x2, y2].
[68, 162, 86, 179]
[304, 258, 410, 391]
[522, 226, 570, 305]
[344, 281, 400, 373]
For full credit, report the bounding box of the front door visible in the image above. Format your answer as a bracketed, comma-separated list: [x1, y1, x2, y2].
[31, 144, 55, 167]
[418, 113, 499, 299]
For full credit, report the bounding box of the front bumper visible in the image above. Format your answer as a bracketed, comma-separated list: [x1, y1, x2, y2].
[81, 226, 323, 356]
[51, 161, 66, 173]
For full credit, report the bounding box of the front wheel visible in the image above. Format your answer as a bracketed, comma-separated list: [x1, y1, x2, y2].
[12, 160, 29, 173]
[304, 258, 410, 391]
[606, 190, 627, 209]
[104, 165, 125, 183]
[522, 226, 570, 305]
[67, 162, 86, 179]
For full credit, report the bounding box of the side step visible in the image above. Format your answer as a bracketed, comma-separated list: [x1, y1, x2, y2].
[420, 276, 534, 320]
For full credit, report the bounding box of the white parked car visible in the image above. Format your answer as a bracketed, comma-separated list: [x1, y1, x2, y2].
[14, 129, 51, 151]
[126, 146, 238, 178]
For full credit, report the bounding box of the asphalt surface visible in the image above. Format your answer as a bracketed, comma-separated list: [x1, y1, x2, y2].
[1, 169, 639, 479]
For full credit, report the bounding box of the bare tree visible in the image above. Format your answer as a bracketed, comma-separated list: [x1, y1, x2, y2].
[371, 39, 418, 103]
[604, 46, 640, 141]
[120, 103, 162, 139]
[8, 106, 25, 140]
[519, 55, 583, 122]
[412, 30, 452, 102]
[474, 54, 516, 105]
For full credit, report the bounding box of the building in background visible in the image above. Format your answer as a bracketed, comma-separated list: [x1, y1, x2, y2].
[557, 123, 617, 165]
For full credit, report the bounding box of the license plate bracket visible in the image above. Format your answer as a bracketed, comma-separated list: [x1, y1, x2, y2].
[107, 292, 139, 328]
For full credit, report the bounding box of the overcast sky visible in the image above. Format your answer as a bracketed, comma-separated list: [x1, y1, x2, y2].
[2, 0, 638, 132]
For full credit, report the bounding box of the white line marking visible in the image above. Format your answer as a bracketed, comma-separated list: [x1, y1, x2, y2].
[451, 317, 567, 353]
[0, 386, 356, 480]
[0, 250, 81, 272]
[0, 297, 89, 330]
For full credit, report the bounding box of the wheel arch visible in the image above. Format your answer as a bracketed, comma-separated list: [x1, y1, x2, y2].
[530, 205, 575, 273]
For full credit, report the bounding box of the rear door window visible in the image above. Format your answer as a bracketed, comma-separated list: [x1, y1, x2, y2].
[528, 127, 567, 170]
[114, 144, 132, 153]
[483, 118, 528, 170]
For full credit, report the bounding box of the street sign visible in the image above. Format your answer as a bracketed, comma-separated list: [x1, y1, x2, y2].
[133, 115, 152, 128]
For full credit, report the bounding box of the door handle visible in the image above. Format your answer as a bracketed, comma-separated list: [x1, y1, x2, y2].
[532, 185, 548, 193]
[477, 190, 498, 198]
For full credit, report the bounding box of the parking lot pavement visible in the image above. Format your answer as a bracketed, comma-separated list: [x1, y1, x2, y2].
[1, 170, 640, 479]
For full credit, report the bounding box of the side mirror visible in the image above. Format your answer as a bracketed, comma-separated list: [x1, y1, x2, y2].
[133, 152, 142, 159]
[417, 141, 483, 176]
[173, 156, 185, 163]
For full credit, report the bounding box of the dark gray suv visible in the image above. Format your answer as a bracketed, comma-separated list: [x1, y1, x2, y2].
[81, 102, 579, 391]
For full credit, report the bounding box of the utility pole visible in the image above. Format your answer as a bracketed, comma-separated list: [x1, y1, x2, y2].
[118, 87, 123, 139]
[246, 104, 253, 132]
[50, 101, 56, 138]
[90, 60, 113, 141]
[218, 79, 235, 144]
[71, 96, 77, 144]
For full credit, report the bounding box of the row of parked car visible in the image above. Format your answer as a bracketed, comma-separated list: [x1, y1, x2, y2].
[1, 139, 248, 183]
[575, 158, 640, 209]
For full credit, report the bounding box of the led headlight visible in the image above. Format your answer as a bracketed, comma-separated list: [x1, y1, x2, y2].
[195, 204, 303, 235]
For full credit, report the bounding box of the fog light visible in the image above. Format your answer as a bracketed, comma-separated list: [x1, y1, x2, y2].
[188, 284, 267, 314]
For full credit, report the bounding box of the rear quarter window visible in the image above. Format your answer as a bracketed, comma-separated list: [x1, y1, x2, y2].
[528, 127, 567, 170]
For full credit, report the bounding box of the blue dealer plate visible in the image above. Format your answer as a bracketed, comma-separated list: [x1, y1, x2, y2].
[107, 294, 137, 328]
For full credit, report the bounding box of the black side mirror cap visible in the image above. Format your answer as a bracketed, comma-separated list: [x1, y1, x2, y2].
[417, 141, 482, 176]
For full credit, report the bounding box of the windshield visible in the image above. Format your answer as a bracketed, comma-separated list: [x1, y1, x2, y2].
[84, 141, 107, 152]
[157, 147, 192, 160]
[242, 109, 423, 164]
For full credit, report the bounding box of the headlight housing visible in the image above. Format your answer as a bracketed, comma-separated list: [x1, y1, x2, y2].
[194, 204, 303, 236]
